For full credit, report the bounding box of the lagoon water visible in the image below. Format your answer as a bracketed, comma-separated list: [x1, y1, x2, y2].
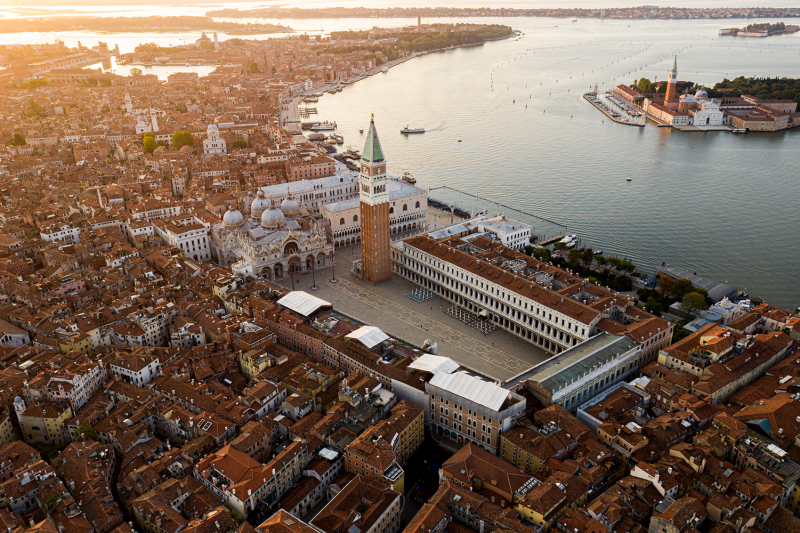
[312, 17, 800, 308]
[1, 8, 798, 307]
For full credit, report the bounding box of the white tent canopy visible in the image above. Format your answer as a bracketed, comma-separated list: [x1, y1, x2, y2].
[429, 372, 508, 412]
[346, 326, 390, 349]
[276, 291, 331, 317]
[407, 354, 460, 375]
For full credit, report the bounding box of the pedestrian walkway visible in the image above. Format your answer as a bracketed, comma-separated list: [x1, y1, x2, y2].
[323, 278, 535, 380]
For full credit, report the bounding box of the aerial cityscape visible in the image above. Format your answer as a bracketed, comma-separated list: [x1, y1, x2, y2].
[0, 2, 799, 533]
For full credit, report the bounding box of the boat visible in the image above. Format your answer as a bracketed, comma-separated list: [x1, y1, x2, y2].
[457, 138, 462, 142]
[381, 66, 389, 73]
[573, 18, 577, 22]
[401, 126, 425, 134]
[559, 234, 578, 244]
[311, 122, 337, 131]
[732, 128, 748, 134]
[331, 134, 344, 144]
[359, 127, 364, 133]
[626, 177, 632, 182]
[401, 171, 416, 184]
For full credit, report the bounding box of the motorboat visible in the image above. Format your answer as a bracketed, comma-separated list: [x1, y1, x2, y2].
[401, 171, 416, 184]
[559, 234, 578, 244]
[401, 126, 425, 134]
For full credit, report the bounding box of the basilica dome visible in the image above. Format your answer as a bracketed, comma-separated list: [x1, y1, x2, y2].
[222, 206, 244, 229]
[262, 194, 286, 230]
[280, 193, 301, 217]
[250, 190, 270, 219]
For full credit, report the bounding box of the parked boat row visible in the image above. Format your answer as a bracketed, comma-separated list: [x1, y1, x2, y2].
[427, 198, 472, 219]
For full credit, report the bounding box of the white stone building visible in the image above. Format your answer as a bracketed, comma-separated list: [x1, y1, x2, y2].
[203, 124, 226, 156]
[40, 224, 81, 244]
[321, 178, 427, 248]
[211, 191, 331, 279]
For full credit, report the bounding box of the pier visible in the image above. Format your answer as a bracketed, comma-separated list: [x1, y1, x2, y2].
[583, 93, 645, 127]
[537, 235, 566, 247]
[428, 185, 568, 229]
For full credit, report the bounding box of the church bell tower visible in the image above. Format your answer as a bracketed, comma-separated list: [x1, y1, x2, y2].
[359, 115, 391, 283]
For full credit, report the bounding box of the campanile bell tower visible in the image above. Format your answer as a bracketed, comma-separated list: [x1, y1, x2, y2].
[359, 115, 391, 283]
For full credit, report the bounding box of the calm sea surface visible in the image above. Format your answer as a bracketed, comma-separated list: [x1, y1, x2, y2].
[0, 9, 798, 308]
[311, 17, 800, 309]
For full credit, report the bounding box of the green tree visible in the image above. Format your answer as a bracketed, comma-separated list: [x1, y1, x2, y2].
[27, 100, 45, 117]
[567, 249, 582, 269]
[227, 508, 244, 524]
[231, 139, 247, 150]
[299, 33, 310, 41]
[645, 297, 663, 316]
[671, 278, 694, 300]
[130, 67, 143, 76]
[594, 255, 606, 266]
[533, 248, 551, 263]
[270, 66, 276, 74]
[315, 35, 322, 42]
[142, 132, 157, 154]
[580, 248, 594, 268]
[72, 422, 99, 442]
[657, 276, 673, 297]
[7, 132, 26, 146]
[247, 62, 260, 74]
[679, 292, 707, 320]
[171, 130, 195, 149]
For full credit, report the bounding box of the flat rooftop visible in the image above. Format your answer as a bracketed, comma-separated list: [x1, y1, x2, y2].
[522, 333, 637, 392]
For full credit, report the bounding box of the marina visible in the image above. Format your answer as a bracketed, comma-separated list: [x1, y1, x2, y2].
[583, 91, 645, 127]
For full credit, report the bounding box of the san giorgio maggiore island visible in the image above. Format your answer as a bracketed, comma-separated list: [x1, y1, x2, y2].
[1, 12, 800, 533]
[586, 56, 800, 132]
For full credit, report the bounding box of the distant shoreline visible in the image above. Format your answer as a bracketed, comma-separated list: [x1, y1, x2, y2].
[0, 16, 292, 35]
[207, 6, 800, 21]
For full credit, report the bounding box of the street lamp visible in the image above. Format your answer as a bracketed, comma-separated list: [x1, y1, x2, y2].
[330, 242, 337, 283]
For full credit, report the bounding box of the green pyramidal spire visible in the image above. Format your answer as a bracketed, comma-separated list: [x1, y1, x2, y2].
[672, 56, 677, 70]
[362, 115, 385, 163]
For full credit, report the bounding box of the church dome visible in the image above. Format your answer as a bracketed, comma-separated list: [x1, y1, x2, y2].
[280, 193, 301, 217]
[262, 194, 286, 230]
[222, 206, 244, 229]
[250, 190, 269, 219]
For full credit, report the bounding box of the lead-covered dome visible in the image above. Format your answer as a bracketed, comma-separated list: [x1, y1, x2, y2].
[280, 193, 300, 217]
[250, 190, 269, 219]
[222, 205, 244, 229]
[262, 194, 286, 230]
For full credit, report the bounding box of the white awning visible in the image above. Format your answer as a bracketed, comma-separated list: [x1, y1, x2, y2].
[407, 354, 460, 375]
[276, 291, 331, 317]
[428, 372, 508, 412]
[346, 326, 390, 349]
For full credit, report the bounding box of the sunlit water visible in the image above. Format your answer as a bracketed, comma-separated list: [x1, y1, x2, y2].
[1, 11, 798, 307]
[310, 17, 800, 308]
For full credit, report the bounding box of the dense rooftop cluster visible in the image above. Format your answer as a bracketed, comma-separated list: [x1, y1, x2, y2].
[0, 22, 799, 533]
